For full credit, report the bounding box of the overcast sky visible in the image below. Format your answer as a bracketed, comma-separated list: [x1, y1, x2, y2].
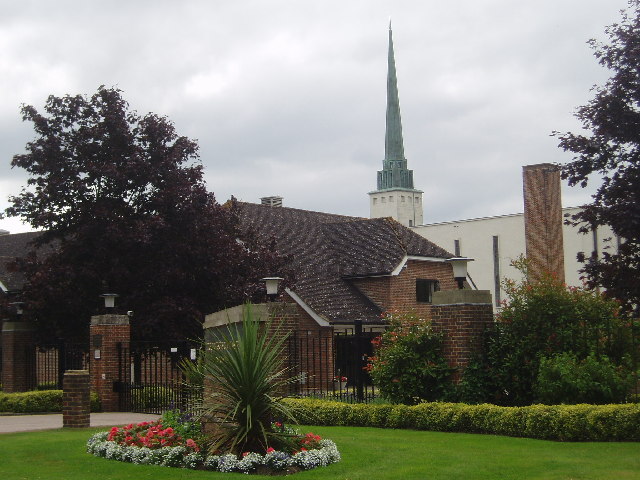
[0, 0, 630, 233]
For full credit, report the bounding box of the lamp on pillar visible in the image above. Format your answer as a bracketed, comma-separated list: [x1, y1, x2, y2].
[100, 293, 119, 310]
[447, 257, 474, 290]
[261, 277, 283, 302]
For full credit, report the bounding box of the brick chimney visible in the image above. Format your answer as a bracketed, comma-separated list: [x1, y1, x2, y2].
[522, 164, 565, 283]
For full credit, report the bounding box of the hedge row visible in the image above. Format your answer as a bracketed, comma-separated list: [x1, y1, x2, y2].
[283, 398, 640, 442]
[0, 390, 101, 413]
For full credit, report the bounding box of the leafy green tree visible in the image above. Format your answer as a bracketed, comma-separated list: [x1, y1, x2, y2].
[555, 0, 640, 313]
[4, 86, 288, 342]
[366, 311, 453, 405]
[460, 260, 637, 406]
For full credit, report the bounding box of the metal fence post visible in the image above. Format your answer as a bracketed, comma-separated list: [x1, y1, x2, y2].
[57, 339, 66, 389]
[354, 320, 364, 402]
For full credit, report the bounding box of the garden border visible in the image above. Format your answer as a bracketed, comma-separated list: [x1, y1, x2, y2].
[284, 398, 640, 442]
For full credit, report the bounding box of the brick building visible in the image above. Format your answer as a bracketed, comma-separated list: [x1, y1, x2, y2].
[204, 201, 491, 391]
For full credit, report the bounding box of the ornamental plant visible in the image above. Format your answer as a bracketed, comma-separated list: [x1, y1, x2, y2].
[366, 311, 453, 404]
[105, 420, 200, 452]
[87, 421, 341, 474]
[180, 303, 300, 454]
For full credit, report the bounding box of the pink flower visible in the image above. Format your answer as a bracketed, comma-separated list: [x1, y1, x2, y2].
[266, 447, 275, 453]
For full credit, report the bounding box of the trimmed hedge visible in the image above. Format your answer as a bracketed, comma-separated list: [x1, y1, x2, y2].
[0, 390, 101, 413]
[283, 398, 640, 442]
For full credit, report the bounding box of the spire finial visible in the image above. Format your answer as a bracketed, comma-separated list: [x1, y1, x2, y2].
[377, 25, 413, 191]
[384, 23, 405, 164]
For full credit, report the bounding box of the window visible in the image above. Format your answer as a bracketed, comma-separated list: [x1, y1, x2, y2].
[416, 279, 439, 303]
[381, 197, 386, 203]
[409, 220, 413, 227]
[389, 196, 394, 202]
[401, 195, 405, 202]
[372, 198, 377, 205]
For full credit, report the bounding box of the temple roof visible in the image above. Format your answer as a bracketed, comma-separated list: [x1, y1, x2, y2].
[238, 202, 451, 324]
[376, 26, 416, 192]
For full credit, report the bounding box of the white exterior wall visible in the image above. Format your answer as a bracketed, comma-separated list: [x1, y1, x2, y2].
[414, 207, 618, 310]
[369, 190, 423, 227]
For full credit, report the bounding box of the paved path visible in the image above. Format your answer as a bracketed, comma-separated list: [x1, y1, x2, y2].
[0, 412, 160, 433]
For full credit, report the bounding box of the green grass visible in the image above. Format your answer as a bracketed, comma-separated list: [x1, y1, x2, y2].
[1, 425, 639, 479]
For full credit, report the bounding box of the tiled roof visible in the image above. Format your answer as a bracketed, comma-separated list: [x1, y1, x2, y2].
[0, 232, 43, 292]
[238, 202, 452, 324]
[0, 205, 454, 324]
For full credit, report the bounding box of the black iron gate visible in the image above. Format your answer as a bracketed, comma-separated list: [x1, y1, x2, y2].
[287, 322, 379, 403]
[115, 341, 201, 414]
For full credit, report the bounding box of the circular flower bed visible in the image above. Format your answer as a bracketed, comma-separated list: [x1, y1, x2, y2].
[86, 420, 341, 474]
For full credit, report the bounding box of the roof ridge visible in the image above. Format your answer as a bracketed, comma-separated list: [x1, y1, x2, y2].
[238, 201, 362, 220]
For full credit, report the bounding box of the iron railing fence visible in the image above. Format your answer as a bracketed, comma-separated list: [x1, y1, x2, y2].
[23, 342, 89, 391]
[115, 341, 201, 414]
[286, 323, 382, 403]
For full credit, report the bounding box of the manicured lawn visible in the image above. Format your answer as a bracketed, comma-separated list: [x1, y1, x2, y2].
[1, 425, 639, 479]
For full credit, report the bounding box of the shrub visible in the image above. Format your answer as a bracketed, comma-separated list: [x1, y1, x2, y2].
[366, 311, 453, 404]
[460, 258, 638, 406]
[131, 386, 175, 410]
[0, 390, 101, 413]
[283, 398, 640, 442]
[534, 352, 634, 405]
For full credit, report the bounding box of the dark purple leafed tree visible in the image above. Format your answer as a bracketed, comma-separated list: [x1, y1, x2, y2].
[555, 1, 640, 314]
[5, 86, 289, 343]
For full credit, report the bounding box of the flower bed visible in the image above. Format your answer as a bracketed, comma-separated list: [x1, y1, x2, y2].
[87, 420, 341, 474]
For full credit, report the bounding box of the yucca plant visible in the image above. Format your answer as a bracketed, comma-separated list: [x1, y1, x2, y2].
[183, 303, 299, 454]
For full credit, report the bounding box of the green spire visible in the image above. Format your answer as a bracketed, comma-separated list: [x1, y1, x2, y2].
[377, 24, 414, 191]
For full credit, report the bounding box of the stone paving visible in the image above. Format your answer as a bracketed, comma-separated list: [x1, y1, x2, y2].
[0, 412, 160, 433]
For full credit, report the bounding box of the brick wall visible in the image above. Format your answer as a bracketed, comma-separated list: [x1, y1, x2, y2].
[89, 314, 130, 412]
[63, 370, 90, 428]
[289, 303, 334, 391]
[203, 302, 335, 395]
[431, 290, 494, 382]
[1, 321, 36, 392]
[523, 163, 565, 283]
[351, 260, 458, 319]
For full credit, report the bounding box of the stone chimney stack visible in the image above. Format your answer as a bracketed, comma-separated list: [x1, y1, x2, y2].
[261, 196, 283, 207]
[522, 163, 565, 283]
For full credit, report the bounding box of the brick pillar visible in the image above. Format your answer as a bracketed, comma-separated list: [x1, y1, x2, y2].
[89, 314, 130, 412]
[202, 302, 303, 399]
[63, 370, 90, 428]
[1, 321, 36, 392]
[431, 290, 494, 383]
[523, 163, 565, 283]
